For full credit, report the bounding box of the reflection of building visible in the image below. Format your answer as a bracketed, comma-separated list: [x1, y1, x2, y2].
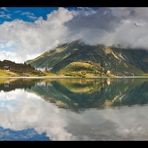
[106, 70, 111, 76]
[106, 79, 111, 86]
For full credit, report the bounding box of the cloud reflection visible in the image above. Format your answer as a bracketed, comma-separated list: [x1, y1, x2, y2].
[0, 89, 148, 140]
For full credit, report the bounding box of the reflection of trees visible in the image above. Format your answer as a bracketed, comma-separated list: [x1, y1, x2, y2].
[30, 79, 148, 111]
[0, 79, 41, 92]
[0, 78, 148, 112]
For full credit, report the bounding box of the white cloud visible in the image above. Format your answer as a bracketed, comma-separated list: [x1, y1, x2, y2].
[21, 11, 38, 20]
[65, 7, 148, 49]
[0, 50, 23, 63]
[21, 12, 34, 16]
[0, 7, 75, 63]
[0, 89, 148, 140]
[0, 11, 11, 19]
[0, 90, 75, 140]
[0, 7, 148, 63]
[0, 7, 9, 12]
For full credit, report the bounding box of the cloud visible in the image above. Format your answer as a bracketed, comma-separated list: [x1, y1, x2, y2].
[1, 88, 148, 140]
[65, 7, 148, 48]
[0, 7, 9, 12]
[0, 90, 75, 140]
[21, 12, 38, 20]
[0, 7, 75, 62]
[0, 7, 148, 63]
[0, 11, 11, 19]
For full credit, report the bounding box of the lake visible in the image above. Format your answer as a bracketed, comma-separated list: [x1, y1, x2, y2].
[0, 78, 148, 141]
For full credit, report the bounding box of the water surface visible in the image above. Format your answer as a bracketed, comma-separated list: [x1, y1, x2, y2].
[0, 78, 148, 140]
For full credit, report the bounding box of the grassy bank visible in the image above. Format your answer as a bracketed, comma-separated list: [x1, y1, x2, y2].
[0, 69, 148, 79]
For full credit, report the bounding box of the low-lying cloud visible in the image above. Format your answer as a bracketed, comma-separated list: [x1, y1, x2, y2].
[0, 7, 148, 63]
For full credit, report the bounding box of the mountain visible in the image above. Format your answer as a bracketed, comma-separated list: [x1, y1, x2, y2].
[26, 40, 148, 76]
[0, 60, 44, 76]
[0, 60, 36, 73]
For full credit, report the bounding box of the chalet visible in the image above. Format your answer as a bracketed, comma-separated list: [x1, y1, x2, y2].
[36, 68, 46, 72]
[106, 70, 111, 76]
[0, 60, 40, 74]
[36, 67, 53, 72]
[4, 66, 10, 71]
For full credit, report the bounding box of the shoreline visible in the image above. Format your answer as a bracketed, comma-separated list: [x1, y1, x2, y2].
[0, 76, 148, 79]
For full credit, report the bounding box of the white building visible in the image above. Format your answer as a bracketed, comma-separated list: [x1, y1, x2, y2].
[36, 67, 53, 72]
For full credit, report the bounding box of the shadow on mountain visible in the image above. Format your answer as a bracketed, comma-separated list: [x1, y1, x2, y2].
[0, 79, 41, 92]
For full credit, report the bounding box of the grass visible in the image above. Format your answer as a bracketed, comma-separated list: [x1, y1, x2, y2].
[59, 61, 105, 78]
[143, 73, 148, 76]
[0, 70, 18, 76]
[44, 72, 57, 76]
[63, 61, 98, 71]
[0, 69, 45, 77]
[0, 68, 148, 79]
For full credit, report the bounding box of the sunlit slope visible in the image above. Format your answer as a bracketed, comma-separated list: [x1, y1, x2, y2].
[27, 41, 148, 76]
[0, 70, 18, 76]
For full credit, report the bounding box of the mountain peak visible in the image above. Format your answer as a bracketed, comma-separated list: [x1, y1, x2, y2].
[26, 42, 148, 77]
[57, 40, 85, 48]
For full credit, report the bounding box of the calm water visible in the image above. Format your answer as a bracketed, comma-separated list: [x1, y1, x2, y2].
[0, 78, 148, 141]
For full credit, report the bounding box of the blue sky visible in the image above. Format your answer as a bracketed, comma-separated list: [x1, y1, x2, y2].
[0, 7, 76, 24]
[0, 7, 147, 63]
[0, 7, 82, 62]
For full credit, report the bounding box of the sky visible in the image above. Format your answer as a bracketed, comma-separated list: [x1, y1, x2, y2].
[0, 7, 148, 63]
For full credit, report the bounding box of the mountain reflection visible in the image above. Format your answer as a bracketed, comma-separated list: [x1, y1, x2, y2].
[0, 78, 148, 111]
[0, 78, 148, 140]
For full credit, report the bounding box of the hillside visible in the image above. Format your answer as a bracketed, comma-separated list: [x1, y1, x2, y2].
[0, 70, 18, 77]
[0, 60, 45, 76]
[26, 40, 148, 77]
